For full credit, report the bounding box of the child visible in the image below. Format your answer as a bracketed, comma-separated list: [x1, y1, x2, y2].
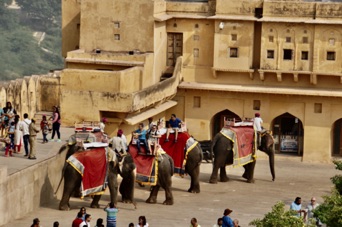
[147, 124, 161, 155]
[5, 122, 15, 157]
[40, 115, 49, 143]
[104, 202, 118, 227]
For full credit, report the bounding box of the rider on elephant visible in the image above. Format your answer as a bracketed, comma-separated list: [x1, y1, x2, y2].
[253, 112, 263, 148]
[111, 130, 127, 156]
[132, 123, 149, 154]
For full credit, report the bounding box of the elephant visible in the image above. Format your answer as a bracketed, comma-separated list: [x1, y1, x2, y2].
[183, 138, 203, 193]
[58, 143, 123, 210]
[209, 130, 275, 184]
[120, 146, 175, 205]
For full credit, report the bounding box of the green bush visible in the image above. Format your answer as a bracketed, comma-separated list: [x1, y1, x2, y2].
[313, 160, 342, 227]
[249, 201, 316, 227]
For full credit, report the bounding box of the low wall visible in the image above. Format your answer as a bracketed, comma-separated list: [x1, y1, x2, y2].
[0, 154, 65, 226]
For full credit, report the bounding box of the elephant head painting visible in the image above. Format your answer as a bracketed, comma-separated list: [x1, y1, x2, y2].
[209, 128, 275, 184]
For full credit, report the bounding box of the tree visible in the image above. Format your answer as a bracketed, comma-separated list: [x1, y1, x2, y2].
[16, 0, 61, 29]
[313, 160, 342, 227]
[249, 201, 316, 227]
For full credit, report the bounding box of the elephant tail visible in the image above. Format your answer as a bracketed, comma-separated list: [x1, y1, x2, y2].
[210, 133, 220, 158]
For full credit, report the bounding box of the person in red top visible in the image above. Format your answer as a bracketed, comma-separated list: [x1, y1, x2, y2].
[72, 212, 83, 227]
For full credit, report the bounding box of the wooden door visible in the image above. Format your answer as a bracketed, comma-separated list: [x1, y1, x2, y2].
[167, 33, 183, 66]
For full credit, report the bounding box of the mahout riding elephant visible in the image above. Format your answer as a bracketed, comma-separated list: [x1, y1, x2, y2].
[120, 146, 175, 205]
[209, 131, 275, 184]
[58, 143, 123, 210]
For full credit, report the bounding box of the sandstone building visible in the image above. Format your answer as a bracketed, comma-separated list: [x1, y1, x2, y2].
[61, 0, 342, 162]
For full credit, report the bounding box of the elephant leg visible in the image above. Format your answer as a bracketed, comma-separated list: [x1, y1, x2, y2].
[219, 166, 229, 182]
[160, 178, 174, 205]
[188, 165, 200, 193]
[242, 161, 256, 183]
[209, 164, 220, 184]
[146, 185, 159, 204]
[268, 148, 275, 181]
[91, 195, 101, 208]
[59, 167, 81, 210]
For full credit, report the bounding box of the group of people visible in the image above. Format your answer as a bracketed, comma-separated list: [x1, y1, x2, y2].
[188, 208, 240, 227]
[131, 114, 184, 155]
[1, 104, 61, 159]
[290, 196, 322, 226]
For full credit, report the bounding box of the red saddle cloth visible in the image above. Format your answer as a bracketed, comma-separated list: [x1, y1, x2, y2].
[220, 126, 256, 166]
[129, 145, 157, 185]
[159, 132, 190, 175]
[67, 147, 107, 197]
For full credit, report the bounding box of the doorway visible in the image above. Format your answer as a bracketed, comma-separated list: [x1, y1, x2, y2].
[332, 119, 342, 156]
[271, 113, 304, 155]
[211, 109, 241, 139]
[167, 33, 183, 66]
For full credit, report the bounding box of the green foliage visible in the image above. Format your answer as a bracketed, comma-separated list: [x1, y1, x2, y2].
[313, 189, 342, 227]
[311, 160, 342, 227]
[249, 201, 316, 227]
[0, 0, 63, 81]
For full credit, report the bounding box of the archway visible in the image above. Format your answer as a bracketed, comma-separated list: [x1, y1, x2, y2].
[332, 119, 342, 156]
[271, 112, 304, 155]
[210, 109, 241, 139]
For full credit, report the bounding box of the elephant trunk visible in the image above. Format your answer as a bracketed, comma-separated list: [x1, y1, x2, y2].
[268, 146, 275, 181]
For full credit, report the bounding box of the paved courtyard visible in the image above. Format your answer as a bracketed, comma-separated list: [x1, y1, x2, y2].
[1, 127, 339, 227]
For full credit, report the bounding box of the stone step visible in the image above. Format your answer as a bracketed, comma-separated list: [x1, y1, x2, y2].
[33, 111, 53, 120]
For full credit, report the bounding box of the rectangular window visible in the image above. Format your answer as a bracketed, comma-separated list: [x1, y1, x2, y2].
[302, 37, 308, 43]
[114, 22, 120, 29]
[269, 36, 274, 42]
[231, 34, 237, 41]
[193, 48, 199, 58]
[301, 51, 309, 60]
[114, 34, 120, 40]
[314, 103, 322, 113]
[229, 48, 238, 58]
[283, 49, 292, 60]
[286, 37, 291, 43]
[329, 38, 335, 46]
[267, 50, 274, 59]
[253, 100, 261, 110]
[327, 51, 336, 61]
[193, 96, 201, 108]
[193, 35, 200, 41]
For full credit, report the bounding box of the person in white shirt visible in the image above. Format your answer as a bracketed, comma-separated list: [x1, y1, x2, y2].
[79, 214, 91, 227]
[253, 112, 263, 148]
[213, 218, 223, 227]
[111, 130, 126, 155]
[306, 197, 322, 226]
[21, 113, 31, 157]
[99, 117, 107, 133]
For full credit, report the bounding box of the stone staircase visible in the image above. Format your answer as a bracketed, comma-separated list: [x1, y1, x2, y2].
[34, 111, 54, 121]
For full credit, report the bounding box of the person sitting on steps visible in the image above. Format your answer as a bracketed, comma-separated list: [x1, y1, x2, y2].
[132, 123, 149, 154]
[165, 114, 183, 143]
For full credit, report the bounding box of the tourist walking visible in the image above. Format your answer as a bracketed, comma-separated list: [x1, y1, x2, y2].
[50, 106, 61, 142]
[136, 216, 149, 227]
[21, 113, 31, 157]
[72, 212, 83, 227]
[190, 217, 201, 227]
[14, 115, 22, 153]
[79, 214, 92, 227]
[290, 197, 307, 220]
[40, 115, 49, 143]
[104, 202, 118, 227]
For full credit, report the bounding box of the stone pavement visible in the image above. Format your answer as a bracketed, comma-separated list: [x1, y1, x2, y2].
[1, 127, 339, 227]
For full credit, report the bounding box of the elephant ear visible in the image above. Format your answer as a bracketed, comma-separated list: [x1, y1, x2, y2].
[265, 134, 274, 148]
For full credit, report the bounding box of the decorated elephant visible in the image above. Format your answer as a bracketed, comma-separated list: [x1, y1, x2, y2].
[58, 142, 122, 210]
[158, 132, 203, 193]
[209, 128, 275, 184]
[120, 146, 175, 205]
